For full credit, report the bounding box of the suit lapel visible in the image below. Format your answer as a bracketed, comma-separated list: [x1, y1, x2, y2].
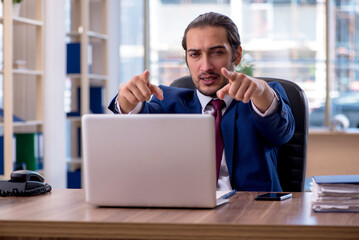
[191, 91, 204, 113]
[221, 101, 237, 179]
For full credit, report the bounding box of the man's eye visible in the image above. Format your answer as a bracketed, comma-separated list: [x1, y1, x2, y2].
[213, 50, 224, 55]
[189, 52, 200, 58]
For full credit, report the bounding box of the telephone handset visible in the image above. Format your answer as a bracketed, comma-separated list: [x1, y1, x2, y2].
[0, 170, 52, 197]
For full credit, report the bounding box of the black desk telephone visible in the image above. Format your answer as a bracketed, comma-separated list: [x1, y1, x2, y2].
[0, 170, 52, 197]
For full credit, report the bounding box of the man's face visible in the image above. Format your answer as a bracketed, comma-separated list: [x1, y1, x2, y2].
[186, 26, 241, 97]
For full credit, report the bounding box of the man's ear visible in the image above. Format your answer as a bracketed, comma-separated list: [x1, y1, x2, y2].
[234, 46, 242, 66]
[184, 52, 189, 66]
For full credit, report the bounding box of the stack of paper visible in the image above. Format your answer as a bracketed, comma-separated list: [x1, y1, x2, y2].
[310, 175, 359, 212]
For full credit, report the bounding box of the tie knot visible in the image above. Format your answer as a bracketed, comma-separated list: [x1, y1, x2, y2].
[211, 99, 225, 111]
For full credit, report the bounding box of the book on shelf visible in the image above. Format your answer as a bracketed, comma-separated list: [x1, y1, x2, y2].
[0, 136, 3, 175]
[0, 133, 42, 175]
[310, 175, 359, 213]
[66, 86, 104, 116]
[15, 133, 37, 171]
[15, 133, 43, 171]
[66, 42, 92, 74]
[0, 135, 17, 175]
[89, 86, 104, 114]
[34, 133, 44, 170]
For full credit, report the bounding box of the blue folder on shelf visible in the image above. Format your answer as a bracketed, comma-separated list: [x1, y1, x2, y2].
[66, 42, 92, 74]
[0, 136, 3, 175]
[66, 87, 104, 117]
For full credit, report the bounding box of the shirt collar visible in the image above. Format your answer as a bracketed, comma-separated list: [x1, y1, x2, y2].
[196, 89, 233, 113]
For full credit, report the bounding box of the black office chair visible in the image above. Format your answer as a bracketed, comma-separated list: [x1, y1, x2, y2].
[170, 76, 308, 192]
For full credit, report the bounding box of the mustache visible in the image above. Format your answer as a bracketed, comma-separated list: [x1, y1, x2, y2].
[198, 71, 221, 79]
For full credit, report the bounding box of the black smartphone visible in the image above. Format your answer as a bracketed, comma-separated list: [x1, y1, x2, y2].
[254, 192, 292, 201]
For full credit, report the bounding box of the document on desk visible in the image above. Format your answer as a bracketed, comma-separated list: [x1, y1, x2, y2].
[310, 175, 359, 212]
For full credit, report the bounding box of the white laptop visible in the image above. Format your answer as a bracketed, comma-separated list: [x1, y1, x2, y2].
[82, 114, 229, 208]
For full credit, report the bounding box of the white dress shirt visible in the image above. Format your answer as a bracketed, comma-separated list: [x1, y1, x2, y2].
[115, 88, 279, 191]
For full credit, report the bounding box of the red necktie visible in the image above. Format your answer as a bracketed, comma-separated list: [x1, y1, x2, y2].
[211, 99, 226, 181]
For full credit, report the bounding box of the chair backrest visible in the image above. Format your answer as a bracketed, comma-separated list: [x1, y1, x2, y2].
[170, 76, 308, 192]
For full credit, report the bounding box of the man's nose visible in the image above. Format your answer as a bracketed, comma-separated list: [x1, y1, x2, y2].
[200, 56, 214, 72]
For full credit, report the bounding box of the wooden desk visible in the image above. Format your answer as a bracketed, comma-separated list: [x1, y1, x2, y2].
[0, 189, 358, 240]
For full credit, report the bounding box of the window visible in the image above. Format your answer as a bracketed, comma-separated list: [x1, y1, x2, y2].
[118, 0, 359, 129]
[119, 0, 144, 83]
[329, 0, 359, 128]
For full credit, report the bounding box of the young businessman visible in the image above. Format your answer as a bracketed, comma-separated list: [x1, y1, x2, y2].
[109, 12, 295, 192]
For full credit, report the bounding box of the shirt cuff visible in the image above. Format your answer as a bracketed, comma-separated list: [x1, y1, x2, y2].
[115, 98, 143, 114]
[251, 88, 280, 117]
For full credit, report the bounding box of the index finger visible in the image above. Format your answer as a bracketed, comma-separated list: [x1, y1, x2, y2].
[216, 83, 230, 100]
[149, 84, 164, 100]
[140, 70, 150, 85]
[221, 67, 235, 82]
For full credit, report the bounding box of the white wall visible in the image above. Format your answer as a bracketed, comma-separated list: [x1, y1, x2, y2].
[44, 0, 66, 188]
[306, 131, 359, 177]
[106, 0, 120, 108]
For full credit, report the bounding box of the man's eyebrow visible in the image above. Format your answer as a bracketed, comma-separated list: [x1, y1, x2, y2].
[187, 48, 200, 52]
[209, 45, 226, 50]
[187, 45, 226, 52]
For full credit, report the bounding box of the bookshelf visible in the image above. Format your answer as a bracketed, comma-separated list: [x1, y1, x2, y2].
[0, 0, 44, 179]
[66, 0, 108, 187]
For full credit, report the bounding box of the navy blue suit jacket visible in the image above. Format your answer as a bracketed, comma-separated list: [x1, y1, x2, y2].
[108, 82, 295, 192]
